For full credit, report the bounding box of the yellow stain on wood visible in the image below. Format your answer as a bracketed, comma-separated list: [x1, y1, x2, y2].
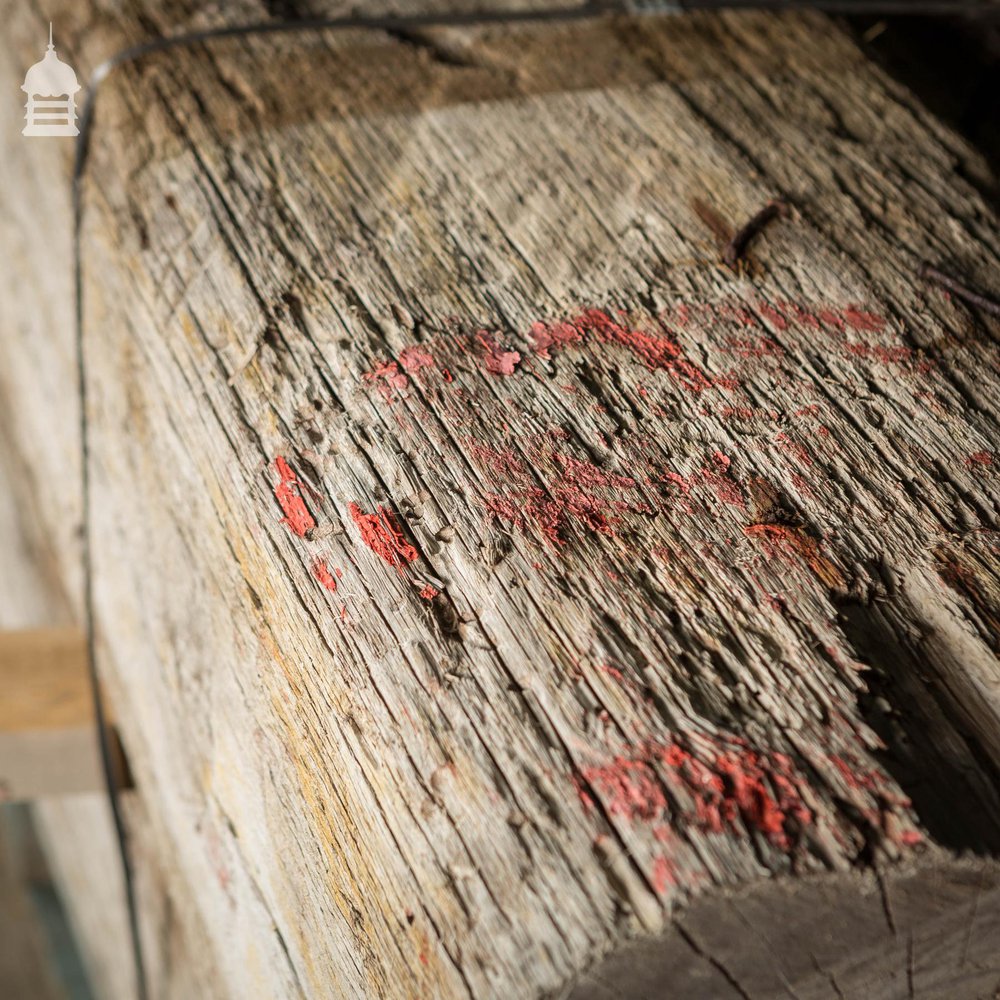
[745, 522, 847, 592]
[269, 681, 448, 998]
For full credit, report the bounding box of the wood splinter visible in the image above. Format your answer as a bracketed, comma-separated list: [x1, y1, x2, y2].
[723, 198, 790, 270]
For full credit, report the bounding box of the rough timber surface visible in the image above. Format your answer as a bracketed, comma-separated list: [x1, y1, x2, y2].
[2, 1, 1000, 998]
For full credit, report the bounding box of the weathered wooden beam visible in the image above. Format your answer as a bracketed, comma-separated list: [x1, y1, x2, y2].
[0, 628, 106, 801]
[2, 2, 1000, 998]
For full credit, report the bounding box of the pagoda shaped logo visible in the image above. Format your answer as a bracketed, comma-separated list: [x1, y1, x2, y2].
[21, 24, 81, 137]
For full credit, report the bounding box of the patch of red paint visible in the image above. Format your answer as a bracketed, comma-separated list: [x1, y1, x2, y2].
[597, 664, 625, 683]
[659, 299, 886, 336]
[757, 302, 789, 330]
[349, 502, 419, 571]
[483, 493, 530, 525]
[844, 343, 914, 365]
[791, 473, 814, 498]
[579, 755, 667, 821]
[467, 441, 528, 478]
[817, 309, 846, 331]
[650, 855, 676, 894]
[312, 560, 340, 592]
[842, 307, 886, 332]
[530, 319, 584, 358]
[661, 471, 693, 496]
[700, 451, 745, 509]
[722, 303, 758, 327]
[532, 309, 712, 392]
[474, 438, 758, 545]
[714, 751, 787, 842]
[555, 452, 636, 490]
[578, 734, 815, 851]
[474, 438, 655, 546]
[775, 432, 813, 467]
[720, 406, 755, 421]
[362, 360, 409, 401]
[399, 346, 435, 373]
[419, 584, 439, 600]
[274, 456, 316, 538]
[476, 331, 521, 376]
[721, 336, 784, 359]
[967, 450, 993, 467]
[827, 754, 905, 802]
[783, 302, 822, 330]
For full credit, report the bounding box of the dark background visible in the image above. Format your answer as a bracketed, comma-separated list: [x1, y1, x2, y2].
[845, 8, 999, 199]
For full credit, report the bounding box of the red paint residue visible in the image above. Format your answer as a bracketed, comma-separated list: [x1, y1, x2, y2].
[580, 755, 666, 821]
[650, 854, 677, 894]
[721, 336, 784, 359]
[700, 451, 745, 509]
[967, 450, 993, 467]
[349, 502, 419, 571]
[842, 307, 887, 332]
[844, 343, 914, 365]
[554, 452, 636, 490]
[597, 663, 625, 683]
[661, 471, 693, 497]
[827, 754, 909, 806]
[274, 456, 316, 538]
[467, 441, 528, 478]
[661, 299, 885, 335]
[361, 300, 888, 408]
[476, 331, 521, 376]
[531, 309, 712, 392]
[399, 346, 435, 373]
[484, 483, 630, 546]
[312, 560, 341, 592]
[577, 735, 814, 851]
[362, 360, 409, 401]
[530, 319, 584, 358]
[474, 438, 655, 546]
[775, 432, 814, 468]
[757, 303, 789, 330]
[419, 584, 439, 600]
[472, 438, 758, 546]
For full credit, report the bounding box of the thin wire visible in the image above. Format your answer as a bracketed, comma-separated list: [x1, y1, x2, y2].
[70, 2, 995, 998]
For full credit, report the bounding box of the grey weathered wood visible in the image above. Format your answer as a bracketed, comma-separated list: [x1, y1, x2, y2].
[2, 2, 1000, 997]
[569, 858, 1000, 999]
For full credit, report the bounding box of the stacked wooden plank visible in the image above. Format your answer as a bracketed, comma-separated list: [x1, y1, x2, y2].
[2, 2, 999, 996]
